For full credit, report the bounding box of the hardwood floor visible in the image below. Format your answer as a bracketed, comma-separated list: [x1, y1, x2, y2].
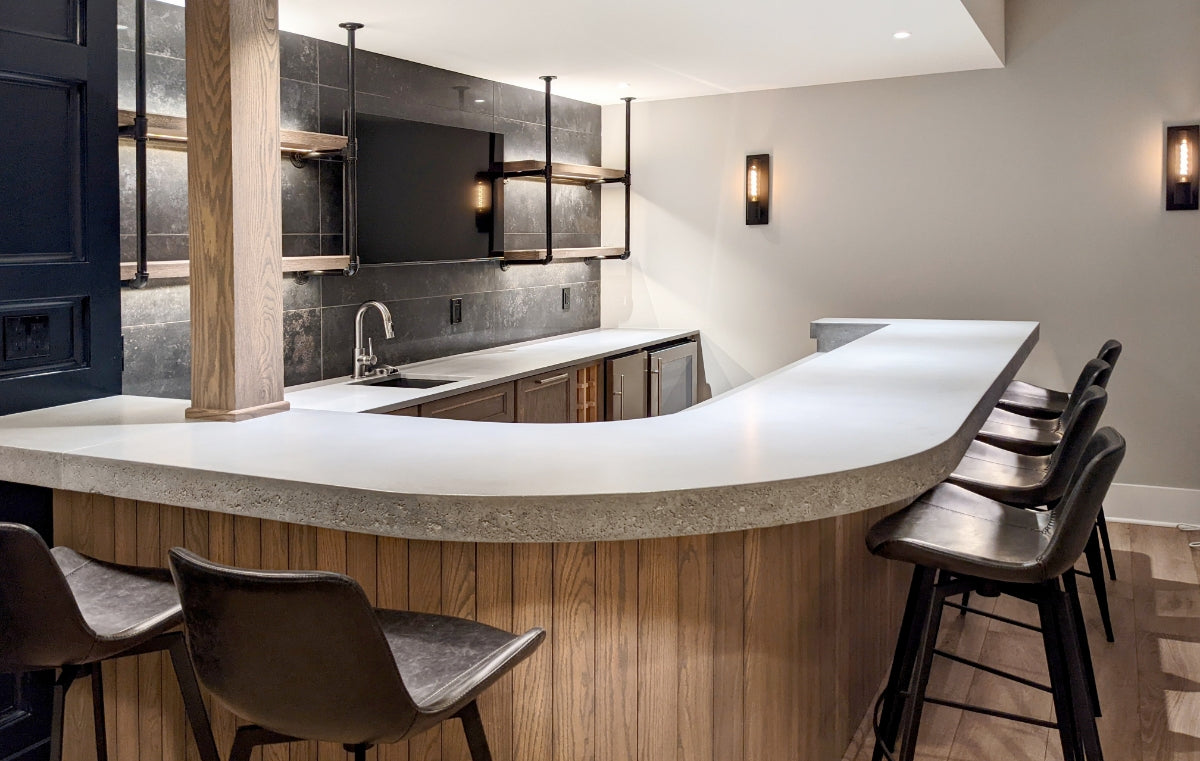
[842, 522, 1200, 761]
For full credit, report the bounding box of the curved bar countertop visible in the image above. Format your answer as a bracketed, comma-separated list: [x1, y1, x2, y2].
[0, 319, 1038, 542]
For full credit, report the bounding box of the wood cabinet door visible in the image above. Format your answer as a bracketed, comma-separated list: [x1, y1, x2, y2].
[420, 382, 516, 422]
[516, 369, 574, 423]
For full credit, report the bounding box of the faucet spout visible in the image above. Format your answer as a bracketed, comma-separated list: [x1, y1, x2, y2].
[354, 301, 395, 379]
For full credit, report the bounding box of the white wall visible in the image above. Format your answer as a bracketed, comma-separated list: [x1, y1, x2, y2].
[600, 0, 1200, 491]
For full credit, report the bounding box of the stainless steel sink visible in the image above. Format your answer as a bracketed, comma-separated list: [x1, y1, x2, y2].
[355, 376, 457, 389]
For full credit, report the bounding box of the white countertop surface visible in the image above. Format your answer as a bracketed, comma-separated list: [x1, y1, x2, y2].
[0, 320, 1038, 542]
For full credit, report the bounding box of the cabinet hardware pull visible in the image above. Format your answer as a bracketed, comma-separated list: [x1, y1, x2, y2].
[536, 373, 571, 385]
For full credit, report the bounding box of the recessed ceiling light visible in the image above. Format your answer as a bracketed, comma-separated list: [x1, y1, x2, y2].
[617, 82, 631, 89]
[893, 30, 912, 39]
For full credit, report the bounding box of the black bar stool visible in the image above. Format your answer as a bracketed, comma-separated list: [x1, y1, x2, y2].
[998, 340, 1121, 418]
[976, 358, 1111, 456]
[167, 548, 545, 761]
[950, 385, 1115, 642]
[867, 428, 1126, 761]
[0, 524, 220, 761]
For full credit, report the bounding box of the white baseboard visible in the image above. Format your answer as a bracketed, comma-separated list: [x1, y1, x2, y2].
[1104, 482, 1200, 526]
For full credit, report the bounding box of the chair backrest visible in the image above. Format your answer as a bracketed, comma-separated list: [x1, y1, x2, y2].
[1041, 386, 1108, 504]
[1039, 428, 1126, 580]
[1061, 359, 1112, 418]
[1096, 339, 1122, 369]
[0, 523, 96, 671]
[168, 548, 419, 745]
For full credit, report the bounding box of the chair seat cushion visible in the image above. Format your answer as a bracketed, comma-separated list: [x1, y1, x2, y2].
[53, 547, 181, 659]
[948, 439, 1052, 507]
[866, 483, 1056, 584]
[377, 610, 544, 717]
[999, 380, 1070, 416]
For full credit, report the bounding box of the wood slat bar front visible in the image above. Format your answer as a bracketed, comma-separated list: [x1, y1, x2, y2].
[52, 491, 907, 761]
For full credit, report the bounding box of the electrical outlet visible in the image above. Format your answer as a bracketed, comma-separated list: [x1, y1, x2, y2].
[450, 298, 463, 324]
[562, 287, 571, 311]
[3, 314, 51, 361]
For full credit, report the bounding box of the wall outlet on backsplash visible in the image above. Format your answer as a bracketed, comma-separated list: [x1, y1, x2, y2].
[450, 298, 463, 325]
[562, 287, 571, 311]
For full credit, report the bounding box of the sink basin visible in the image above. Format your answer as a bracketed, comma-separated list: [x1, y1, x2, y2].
[356, 376, 457, 389]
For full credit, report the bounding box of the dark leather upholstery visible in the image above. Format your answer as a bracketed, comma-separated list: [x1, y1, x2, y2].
[866, 428, 1125, 584]
[949, 386, 1107, 506]
[977, 359, 1111, 455]
[0, 524, 183, 671]
[998, 340, 1121, 417]
[168, 548, 545, 747]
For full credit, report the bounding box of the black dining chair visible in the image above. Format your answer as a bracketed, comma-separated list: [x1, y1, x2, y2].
[167, 548, 545, 761]
[998, 340, 1121, 418]
[0, 523, 219, 761]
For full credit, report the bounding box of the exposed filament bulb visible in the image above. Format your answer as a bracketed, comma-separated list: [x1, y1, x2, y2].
[475, 181, 487, 211]
[1180, 135, 1191, 183]
[748, 163, 760, 203]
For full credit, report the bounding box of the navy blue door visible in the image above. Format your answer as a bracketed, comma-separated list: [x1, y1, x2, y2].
[0, 0, 120, 757]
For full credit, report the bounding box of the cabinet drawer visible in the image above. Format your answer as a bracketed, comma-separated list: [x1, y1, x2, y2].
[516, 369, 574, 424]
[420, 382, 516, 422]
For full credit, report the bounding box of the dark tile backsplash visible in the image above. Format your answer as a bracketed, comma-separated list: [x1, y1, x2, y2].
[118, 0, 603, 399]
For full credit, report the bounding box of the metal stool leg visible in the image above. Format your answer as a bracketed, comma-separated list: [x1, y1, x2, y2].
[1083, 529, 1115, 642]
[1037, 584, 1083, 761]
[1062, 571, 1100, 716]
[874, 566, 937, 761]
[1052, 581, 1105, 761]
[893, 573, 946, 761]
[48, 667, 80, 761]
[165, 633, 222, 761]
[458, 701, 494, 761]
[91, 664, 109, 761]
[1096, 508, 1116, 581]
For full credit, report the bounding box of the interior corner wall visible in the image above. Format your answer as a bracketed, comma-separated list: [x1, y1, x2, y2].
[600, 0, 1200, 491]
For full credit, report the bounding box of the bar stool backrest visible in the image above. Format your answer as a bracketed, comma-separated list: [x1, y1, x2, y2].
[168, 548, 419, 745]
[1039, 428, 1126, 580]
[1042, 386, 1107, 503]
[1096, 339, 1122, 369]
[0, 523, 95, 671]
[1061, 359, 1111, 419]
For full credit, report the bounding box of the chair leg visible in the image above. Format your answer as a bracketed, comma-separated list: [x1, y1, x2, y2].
[1096, 508, 1116, 581]
[873, 566, 937, 761]
[1083, 529, 1115, 643]
[165, 633, 222, 761]
[343, 744, 371, 761]
[1037, 584, 1083, 761]
[230, 726, 260, 761]
[1062, 571, 1100, 717]
[892, 573, 946, 761]
[49, 667, 80, 761]
[458, 701, 494, 761]
[91, 664, 109, 761]
[959, 590, 971, 615]
[1051, 582, 1106, 761]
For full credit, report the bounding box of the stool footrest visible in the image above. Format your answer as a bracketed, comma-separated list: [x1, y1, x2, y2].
[941, 601, 1042, 632]
[916, 694, 1060, 730]
[932, 649, 1052, 693]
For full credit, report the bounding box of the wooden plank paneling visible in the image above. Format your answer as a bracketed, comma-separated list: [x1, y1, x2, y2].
[54, 492, 918, 761]
[596, 541, 638, 761]
[513, 544, 553, 761]
[637, 538, 678, 761]
[55, 492, 95, 761]
[553, 543, 595, 761]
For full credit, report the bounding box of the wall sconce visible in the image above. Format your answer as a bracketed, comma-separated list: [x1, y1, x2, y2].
[474, 174, 493, 232]
[1166, 124, 1199, 210]
[746, 154, 770, 225]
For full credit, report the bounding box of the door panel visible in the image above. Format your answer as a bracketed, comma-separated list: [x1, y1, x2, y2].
[648, 341, 698, 417]
[0, 0, 79, 42]
[516, 369, 573, 424]
[606, 351, 647, 421]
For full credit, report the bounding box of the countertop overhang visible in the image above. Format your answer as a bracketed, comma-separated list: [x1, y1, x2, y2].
[0, 320, 1038, 542]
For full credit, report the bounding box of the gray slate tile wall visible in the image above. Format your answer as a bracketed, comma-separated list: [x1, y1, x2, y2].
[119, 0, 603, 399]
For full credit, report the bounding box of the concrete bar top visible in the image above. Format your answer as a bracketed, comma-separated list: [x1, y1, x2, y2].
[0, 320, 1038, 542]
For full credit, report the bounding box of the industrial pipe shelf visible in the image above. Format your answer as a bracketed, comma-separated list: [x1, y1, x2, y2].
[117, 110, 348, 154]
[119, 256, 350, 281]
[499, 246, 626, 263]
[501, 161, 626, 185]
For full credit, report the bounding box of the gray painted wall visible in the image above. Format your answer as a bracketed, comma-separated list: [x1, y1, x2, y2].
[119, 0, 602, 398]
[601, 0, 1200, 490]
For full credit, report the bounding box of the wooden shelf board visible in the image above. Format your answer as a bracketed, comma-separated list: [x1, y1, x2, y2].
[502, 161, 625, 184]
[120, 255, 350, 280]
[500, 247, 625, 262]
[118, 110, 348, 154]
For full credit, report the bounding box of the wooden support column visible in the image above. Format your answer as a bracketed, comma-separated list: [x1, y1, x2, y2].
[184, 0, 289, 422]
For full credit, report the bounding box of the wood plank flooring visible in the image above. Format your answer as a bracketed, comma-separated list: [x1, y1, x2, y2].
[841, 522, 1200, 761]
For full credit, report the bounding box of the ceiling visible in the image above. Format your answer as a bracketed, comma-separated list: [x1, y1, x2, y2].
[164, 0, 1006, 105]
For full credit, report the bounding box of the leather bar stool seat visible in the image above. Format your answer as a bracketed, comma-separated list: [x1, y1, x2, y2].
[998, 340, 1121, 418]
[168, 548, 545, 761]
[977, 358, 1111, 455]
[0, 524, 219, 761]
[866, 428, 1125, 761]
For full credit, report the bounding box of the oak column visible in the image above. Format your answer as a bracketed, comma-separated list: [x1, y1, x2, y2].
[184, 0, 289, 422]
